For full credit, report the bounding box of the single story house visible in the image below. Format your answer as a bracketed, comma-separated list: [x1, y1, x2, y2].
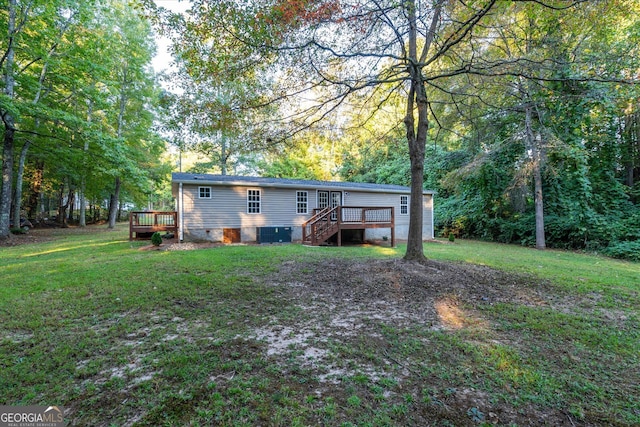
[171, 173, 435, 244]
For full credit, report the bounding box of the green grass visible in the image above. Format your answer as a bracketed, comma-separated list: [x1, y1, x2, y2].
[0, 227, 638, 426]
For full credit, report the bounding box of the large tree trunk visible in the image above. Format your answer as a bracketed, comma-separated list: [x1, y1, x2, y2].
[402, 0, 434, 262]
[404, 73, 428, 261]
[107, 177, 121, 229]
[0, 128, 15, 238]
[0, 0, 17, 239]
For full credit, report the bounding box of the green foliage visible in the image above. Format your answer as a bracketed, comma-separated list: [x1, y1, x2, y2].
[602, 241, 640, 262]
[151, 232, 163, 246]
[0, 0, 168, 227]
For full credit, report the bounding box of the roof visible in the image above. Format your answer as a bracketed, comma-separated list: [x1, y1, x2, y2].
[171, 173, 434, 195]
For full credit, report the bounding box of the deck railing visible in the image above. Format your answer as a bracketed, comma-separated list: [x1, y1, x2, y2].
[129, 211, 178, 240]
[303, 206, 394, 246]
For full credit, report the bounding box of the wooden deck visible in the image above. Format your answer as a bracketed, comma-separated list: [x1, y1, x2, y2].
[129, 211, 178, 240]
[302, 206, 394, 246]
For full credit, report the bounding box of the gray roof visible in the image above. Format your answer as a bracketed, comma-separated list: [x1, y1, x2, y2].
[172, 173, 434, 195]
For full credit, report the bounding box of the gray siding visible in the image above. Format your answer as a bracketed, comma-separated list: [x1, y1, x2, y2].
[180, 184, 433, 242]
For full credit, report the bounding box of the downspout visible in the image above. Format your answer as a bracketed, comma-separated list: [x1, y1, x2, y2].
[430, 194, 435, 239]
[179, 182, 184, 242]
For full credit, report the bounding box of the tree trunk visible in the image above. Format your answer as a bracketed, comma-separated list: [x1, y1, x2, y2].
[67, 186, 75, 223]
[107, 66, 127, 230]
[79, 101, 92, 227]
[0, 128, 14, 237]
[12, 139, 31, 230]
[107, 177, 121, 229]
[624, 110, 639, 188]
[403, 0, 431, 262]
[0, 0, 17, 239]
[525, 104, 546, 249]
[57, 184, 69, 227]
[26, 160, 44, 221]
[404, 73, 428, 261]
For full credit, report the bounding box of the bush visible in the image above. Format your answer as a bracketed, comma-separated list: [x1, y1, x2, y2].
[10, 227, 27, 235]
[602, 241, 640, 262]
[151, 232, 162, 246]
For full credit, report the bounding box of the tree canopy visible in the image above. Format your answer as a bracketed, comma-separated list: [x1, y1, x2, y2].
[1, 0, 169, 237]
[153, 0, 639, 260]
[2, 0, 638, 262]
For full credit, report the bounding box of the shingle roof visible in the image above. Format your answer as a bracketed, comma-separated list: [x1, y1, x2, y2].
[172, 173, 434, 194]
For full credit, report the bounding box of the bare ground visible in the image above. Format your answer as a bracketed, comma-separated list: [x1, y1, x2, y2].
[247, 257, 621, 426]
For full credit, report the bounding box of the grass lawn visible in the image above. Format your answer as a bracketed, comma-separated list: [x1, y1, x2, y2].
[0, 226, 638, 426]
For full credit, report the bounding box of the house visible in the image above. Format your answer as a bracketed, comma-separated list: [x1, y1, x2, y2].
[171, 173, 435, 244]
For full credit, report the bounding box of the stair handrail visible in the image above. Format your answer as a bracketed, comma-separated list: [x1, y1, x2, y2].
[302, 206, 339, 244]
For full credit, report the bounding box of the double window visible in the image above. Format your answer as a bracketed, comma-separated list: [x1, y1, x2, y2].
[247, 189, 261, 214]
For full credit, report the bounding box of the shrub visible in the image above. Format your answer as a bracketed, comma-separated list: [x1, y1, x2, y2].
[151, 232, 163, 246]
[602, 241, 640, 262]
[448, 233, 455, 242]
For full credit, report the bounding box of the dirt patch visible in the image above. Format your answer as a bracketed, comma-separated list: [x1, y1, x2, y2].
[251, 257, 586, 425]
[0, 230, 54, 246]
[270, 257, 556, 325]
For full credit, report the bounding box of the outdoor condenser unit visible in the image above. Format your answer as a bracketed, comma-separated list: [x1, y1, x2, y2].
[256, 226, 292, 244]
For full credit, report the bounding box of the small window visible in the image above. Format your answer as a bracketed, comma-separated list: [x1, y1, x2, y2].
[247, 189, 261, 214]
[400, 195, 408, 215]
[296, 191, 308, 214]
[199, 187, 211, 199]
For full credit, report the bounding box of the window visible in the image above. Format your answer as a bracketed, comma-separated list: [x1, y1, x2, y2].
[247, 189, 261, 214]
[199, 187, 211, 199]
[317, 191, 329, 209]
[296, 191, 308, 214]
[400, 195, 408, 215]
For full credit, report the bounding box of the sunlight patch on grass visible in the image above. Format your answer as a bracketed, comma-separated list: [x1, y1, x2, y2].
[20, 240, 125, 258]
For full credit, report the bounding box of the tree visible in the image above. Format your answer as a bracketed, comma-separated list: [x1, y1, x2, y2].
[1, 0, 21, 238]
[154, 0, 504, 260]
[161, 0, 617, 260]
[2, 0, 166, 236]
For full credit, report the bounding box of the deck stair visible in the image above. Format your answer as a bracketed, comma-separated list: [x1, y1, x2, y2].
[302, 206, 394, 246]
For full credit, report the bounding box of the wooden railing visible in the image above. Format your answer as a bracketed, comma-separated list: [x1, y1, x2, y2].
[302, 207, 335, 245]
[303, 206, 394, 246]
[129, 211, 178, 240]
